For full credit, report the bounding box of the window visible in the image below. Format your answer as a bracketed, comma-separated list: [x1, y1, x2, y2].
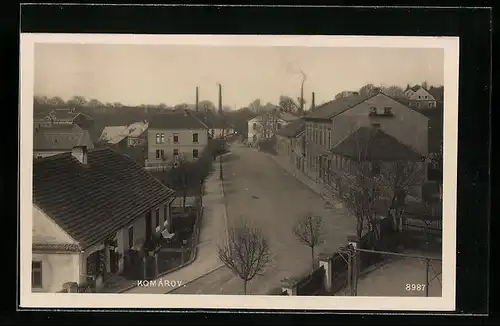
[416, 102, 421, 108]
[384, 107, 392, 115]
[277, 123, 282, 130]
[424, 95, 428, 99]
[173, 133, 179, 143]
[128, 226, 134, 249]
[428, 102, 433, 108]
[253, 123, 257, 130]
[155, 208, 160, 228]
[193, 149, 199, 159]
[156, 133, 165, 144]
[156, 149, 164, 159]
[418, 95, 421, 99]
[370, 107, 377, 115]
[192, 133, 199, 143]
[32, 261, 42, 288]
[173, 149, 179, 157]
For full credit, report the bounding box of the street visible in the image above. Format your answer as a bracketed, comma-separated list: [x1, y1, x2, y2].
[170, 143, 355, 295]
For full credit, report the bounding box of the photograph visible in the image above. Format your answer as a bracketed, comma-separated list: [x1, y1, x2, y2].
[19, 34, 458, 311]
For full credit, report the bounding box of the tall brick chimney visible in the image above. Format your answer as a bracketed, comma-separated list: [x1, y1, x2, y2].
[195, 86, 199, 112]
[311, 92, 316, 112]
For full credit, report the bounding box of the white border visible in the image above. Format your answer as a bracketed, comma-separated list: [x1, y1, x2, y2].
[19, 34, 459, 311]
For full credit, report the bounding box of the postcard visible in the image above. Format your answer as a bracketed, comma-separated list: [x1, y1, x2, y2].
[19, 34, 458, 311]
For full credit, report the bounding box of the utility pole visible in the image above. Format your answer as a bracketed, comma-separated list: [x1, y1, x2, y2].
[218, 83, 224, 180]
[300, 71, 307, 116]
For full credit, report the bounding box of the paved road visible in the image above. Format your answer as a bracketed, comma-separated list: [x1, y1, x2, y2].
[171, 144, 355, 295]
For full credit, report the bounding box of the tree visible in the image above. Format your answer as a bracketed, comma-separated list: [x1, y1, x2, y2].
[426, 140, 443, 200]
[217, 219, 272, 294]
[380, 160, 424, 231]
[421, 81, 429, 90]
[113, 102, 123, 108]
[34, 95, 49, 105]
[47, 96, 65, 106]
[383, 85, 406, 98]
[337, 162, 382, 244]
[292, 214, 324, 272]
[359, 84, 376, 96]
[87, 98, 103, 108]
[199, 100, 216, 112]
[67, 95, 87, 107]
[158, 103, 167, 109]
[248, 99, 262, 113]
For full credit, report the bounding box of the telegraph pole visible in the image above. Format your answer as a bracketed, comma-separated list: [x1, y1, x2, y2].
[218, 83, 224, 180]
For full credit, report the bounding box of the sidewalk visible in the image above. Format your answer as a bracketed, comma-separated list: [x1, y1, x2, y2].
[269, 154, 344, 209]
[121, 168, 228, 294]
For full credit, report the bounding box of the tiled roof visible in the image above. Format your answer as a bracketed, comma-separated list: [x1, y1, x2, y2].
[33, 148, 176, 249]
[149, 111, 208, 130]
[32, 243, 81, 253]
[330, 127, 423, 161]
[275, 119, 305, 138]
[34, 124, 95, 151]
[125, 121, 149, 137]
[305, 93, 374, 120]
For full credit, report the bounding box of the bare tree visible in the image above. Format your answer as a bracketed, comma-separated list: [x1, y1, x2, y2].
[337, 163, 382, 245]
[248, 99, 262, 113]
[380, 160, 424, 231]
[383, 85, 406, 98]
[421, 81, 429, 90]
[292, 214, 324, 271]
[358, 84, 377, 97]
[217, 220, 272, 294]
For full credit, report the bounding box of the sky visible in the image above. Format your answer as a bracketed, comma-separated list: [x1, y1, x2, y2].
[34, 44, 444, 109]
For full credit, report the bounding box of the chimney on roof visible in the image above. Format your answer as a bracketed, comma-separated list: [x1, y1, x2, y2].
[72, 146, 88, 165]
[311, 92, 316, 112]
[195, 86, 199, 112]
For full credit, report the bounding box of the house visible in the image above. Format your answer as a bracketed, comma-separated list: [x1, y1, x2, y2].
[247, 111, 299, 146]
[275, 118, 306, 172]
[404, 85, 437, 109]
[145, 111, 209, 171]
[32, 146, 176, 293]
[327, 125, 426, 198]
[99, 120, 149, 148]
[34, 108, 94, 129]
[33, 124, 95, 158]
[303, 92, 429, 182]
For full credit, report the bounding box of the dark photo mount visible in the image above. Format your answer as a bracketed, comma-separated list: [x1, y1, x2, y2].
[7, 3, 492, 325]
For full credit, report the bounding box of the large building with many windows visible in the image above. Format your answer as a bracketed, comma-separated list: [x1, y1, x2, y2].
[145, 111, 209, 171]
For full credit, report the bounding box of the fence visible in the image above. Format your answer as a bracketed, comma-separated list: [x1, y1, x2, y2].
[296, 266, 326, 295]
[278, 214, 441, 296]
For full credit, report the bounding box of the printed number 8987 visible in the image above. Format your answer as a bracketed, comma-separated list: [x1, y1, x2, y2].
[405, 284, 426, 291]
